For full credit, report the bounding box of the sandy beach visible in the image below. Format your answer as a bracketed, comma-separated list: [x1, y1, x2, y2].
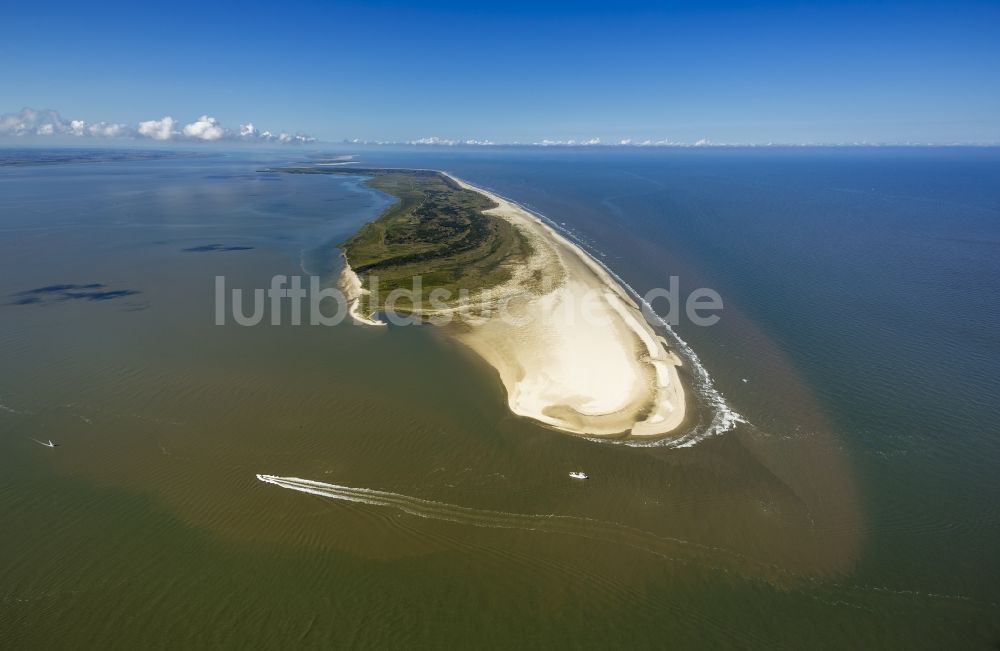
[337, 254, 387, 327]
[338, 173, 687, 439]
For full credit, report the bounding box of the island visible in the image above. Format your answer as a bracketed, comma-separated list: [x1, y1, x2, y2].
[271, 167, 688, 439]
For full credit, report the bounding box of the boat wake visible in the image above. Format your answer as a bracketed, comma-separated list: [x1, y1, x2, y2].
[255, 474, 770, 575]
[256, 474, 1000, 610]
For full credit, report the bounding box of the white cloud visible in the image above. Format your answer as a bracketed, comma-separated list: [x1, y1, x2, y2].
[410, 136, 456, 145]
[88, 122, 130, 137]
[534, 137, 603, 146]
[345, 135, 729, 148]
[138, 116, 177, 140]
[405, 136, 492, 146]
[395, 136, 722, 148]
[182, 115, 226, 141]
[1, 108, 315, 144]
[633, 139, 679, 146]
[0, 108, 72, 136]
[64, 118, 131, 138]
[276, 132, 315, 144]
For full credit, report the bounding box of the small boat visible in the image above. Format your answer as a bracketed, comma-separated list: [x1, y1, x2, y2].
[32, 438, 57, 448]
[568, 471, 588, 480]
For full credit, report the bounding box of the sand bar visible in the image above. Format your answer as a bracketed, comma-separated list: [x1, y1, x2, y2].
[338, 172, 686, 439]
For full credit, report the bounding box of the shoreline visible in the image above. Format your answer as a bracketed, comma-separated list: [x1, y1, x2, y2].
[483, 184, 744, 447]
[335, 170, 687, 439]
[336, 254, 387, 327]
[337, 172, 687, 441]
[441, 173, 687, 439]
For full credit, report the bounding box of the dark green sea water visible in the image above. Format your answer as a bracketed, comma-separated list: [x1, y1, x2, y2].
[1, 147, 998, 649]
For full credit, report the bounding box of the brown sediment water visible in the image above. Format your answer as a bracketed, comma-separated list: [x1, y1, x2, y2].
[2, 149, 998, 649]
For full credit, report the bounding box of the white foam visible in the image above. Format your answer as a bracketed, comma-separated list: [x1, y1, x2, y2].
[476, 187, 746, 448]
[255, 474, 755, 569]
[0, 403, 18, 413]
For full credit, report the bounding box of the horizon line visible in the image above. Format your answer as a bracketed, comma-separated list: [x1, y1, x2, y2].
[3, 137, 1000, 149]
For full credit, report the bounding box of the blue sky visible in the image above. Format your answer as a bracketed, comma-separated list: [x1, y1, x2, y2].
[2, 0, 998, 144]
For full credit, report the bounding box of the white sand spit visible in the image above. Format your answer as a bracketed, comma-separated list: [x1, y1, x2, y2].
[443, 174, 686, 439]
[335, 172, 687, 439]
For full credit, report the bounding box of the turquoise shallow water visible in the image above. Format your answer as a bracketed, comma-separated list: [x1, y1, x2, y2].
[1, 147, 998, 649]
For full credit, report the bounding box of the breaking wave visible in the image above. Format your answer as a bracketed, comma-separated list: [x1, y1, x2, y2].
[481, 187, 746, 448]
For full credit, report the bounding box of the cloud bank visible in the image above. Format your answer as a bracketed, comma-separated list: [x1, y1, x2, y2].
[389, 136, 708, 147]
[1, 108, 315, 144]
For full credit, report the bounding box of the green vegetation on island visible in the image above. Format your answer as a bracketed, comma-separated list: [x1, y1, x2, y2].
[272, 167, 533, 314]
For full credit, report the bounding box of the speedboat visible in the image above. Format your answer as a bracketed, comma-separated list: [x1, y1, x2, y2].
[568, 471, 588, 480]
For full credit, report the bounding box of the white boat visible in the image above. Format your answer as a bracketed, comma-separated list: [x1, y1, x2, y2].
[568, 471, 588, 480]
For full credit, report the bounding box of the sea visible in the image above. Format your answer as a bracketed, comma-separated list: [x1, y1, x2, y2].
[1, 145, 998, 649]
